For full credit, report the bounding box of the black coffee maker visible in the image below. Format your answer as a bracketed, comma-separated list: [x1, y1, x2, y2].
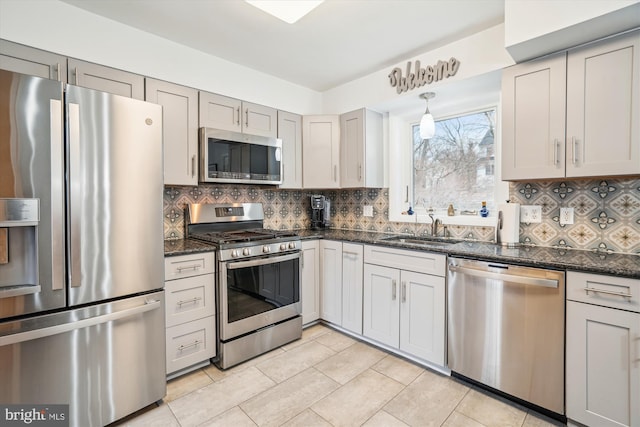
[310, 195, 330, 230]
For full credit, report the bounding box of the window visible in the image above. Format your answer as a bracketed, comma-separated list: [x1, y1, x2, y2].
[412, 108, 497, 215]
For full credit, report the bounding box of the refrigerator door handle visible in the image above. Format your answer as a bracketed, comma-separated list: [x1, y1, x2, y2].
[68, 103, 82, 287]
[0, 299, 161, 347]
[50, 99, 65, 291]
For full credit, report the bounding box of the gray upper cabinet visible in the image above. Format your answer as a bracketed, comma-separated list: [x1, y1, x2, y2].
[0, 39, 67, 81]
[278, 111, 303, 189]
[146, 78, 199, 186]
[565, 30, 640, 178]
[501, 52, 567, 180]
[199, 91, 277, 138]
[302, 115, 340, 189]
[340, 108, 384, 188]
[68, 58, 144, 100]
[502, 30, 640, 180]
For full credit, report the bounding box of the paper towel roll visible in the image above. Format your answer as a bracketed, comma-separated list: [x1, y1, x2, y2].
[497, 203, 520, 246]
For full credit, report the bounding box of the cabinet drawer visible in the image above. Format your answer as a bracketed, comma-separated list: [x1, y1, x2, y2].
[364, 245, 446, 277]
[166, 316, 216, 375]
[567, 271, 640, 313]
[164, 252, 215, 280]
[165, 274, 215, 327]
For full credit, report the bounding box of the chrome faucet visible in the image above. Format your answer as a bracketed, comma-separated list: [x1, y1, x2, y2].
[428, 213, 442, 236]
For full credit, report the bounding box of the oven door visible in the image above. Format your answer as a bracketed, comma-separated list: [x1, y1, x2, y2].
[219, 251, 300, 341]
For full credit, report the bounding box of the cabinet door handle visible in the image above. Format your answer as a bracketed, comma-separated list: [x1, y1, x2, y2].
[176, 264, 201, 272]
[333, 165, 337, 182]
[572, 137, 579, 165]
[392, 280, 397, 300]
[74, 67, 78, 85]
[191, 155, 196, 178]
[55, 62, 60, 81]
[401, 281, 407, 302]
[405, 186, 409, 203]
[245, 108, 249, 128]
[553, 139, 559, 165]
[584, 287, 632, 300]
[178, 339, 201, 352]
[177, 296, 202, 306]
[358, 164, 362, 181]
[236, 107, 240, 126]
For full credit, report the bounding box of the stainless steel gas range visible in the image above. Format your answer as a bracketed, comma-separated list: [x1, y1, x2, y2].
[187, 203, 302, 369]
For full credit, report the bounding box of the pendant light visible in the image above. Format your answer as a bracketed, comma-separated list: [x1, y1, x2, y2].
[419, 92, 436, 140]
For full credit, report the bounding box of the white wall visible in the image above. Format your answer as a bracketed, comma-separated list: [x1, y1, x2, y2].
[504, 0, 640, 62]
[322, 24, 514, 115]
[0, 0, 322, 114]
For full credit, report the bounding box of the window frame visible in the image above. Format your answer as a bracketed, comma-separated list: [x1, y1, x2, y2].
[388, 101, 508, 226]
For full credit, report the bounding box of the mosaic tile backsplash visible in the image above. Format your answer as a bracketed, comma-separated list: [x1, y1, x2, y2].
[164, 177, 640, 254]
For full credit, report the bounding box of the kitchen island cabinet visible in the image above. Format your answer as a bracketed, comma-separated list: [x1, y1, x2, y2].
[199, 91, 277, 138]
[146, 78, 199, 186]
[566, 271, 639, 427]
[68, 58, 144, 100]
[363, 245, 446, 367]
[502, 30, 640, 180]
[164, 252, 216, 378]
[0, 39, 66, 81]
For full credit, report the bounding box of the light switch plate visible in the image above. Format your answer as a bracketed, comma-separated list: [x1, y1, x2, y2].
[363, 205, 373, 217]
[520, 205, 542, 223]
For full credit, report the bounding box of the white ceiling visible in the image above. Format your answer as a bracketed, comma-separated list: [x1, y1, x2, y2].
[60, 0, 504, 92]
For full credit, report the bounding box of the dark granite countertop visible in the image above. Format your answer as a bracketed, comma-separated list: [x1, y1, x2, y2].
[164, 238, 216, 256]
[165, 229, 640, 279]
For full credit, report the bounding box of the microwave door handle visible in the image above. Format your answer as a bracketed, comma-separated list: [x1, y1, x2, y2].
[226, 252, 300, 270]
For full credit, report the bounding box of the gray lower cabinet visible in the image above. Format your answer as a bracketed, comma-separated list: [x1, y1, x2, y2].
[164, 252, 216, 378]
[0, 39, 67, 81]
[68, 58, 144, 99]
[566, 271, 640, 427]
[301, 240, 320, 325]
[146, 78, 199, 186]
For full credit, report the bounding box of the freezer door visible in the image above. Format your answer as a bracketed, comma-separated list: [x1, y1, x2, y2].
[0, 70, 66, 318]
[66, 85, 164, 306]
[0, 291, 166, 427]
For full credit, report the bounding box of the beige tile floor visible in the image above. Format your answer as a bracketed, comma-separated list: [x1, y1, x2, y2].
[115, 324, 565, 427]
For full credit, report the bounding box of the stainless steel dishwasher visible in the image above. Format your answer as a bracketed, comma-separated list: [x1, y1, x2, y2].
[447, 257, 565, 418]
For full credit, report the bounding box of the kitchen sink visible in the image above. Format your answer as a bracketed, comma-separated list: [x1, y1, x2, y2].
[378, 235, 460, 247]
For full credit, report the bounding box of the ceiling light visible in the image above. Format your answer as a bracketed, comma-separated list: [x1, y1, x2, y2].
[245, 0, 324, 24]
[419, 92, 436, 140]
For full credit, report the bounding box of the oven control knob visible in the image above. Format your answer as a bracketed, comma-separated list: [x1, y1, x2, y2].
[288, 242, 296, 249]
[262, 245, 271, 253]
[280, 243, 287, 251]
[242, 248, 250, 256]
[231, 249, 239, 258]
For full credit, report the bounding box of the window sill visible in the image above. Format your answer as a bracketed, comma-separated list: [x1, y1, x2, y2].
[414, 213, 497, 227]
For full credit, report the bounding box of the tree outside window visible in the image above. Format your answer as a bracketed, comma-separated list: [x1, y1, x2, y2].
[413, 108, 496, 214]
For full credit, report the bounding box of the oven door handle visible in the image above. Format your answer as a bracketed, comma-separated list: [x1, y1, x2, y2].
[226, 252, 300, 270]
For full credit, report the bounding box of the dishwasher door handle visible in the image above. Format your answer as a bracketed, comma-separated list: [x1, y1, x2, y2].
[448, 265, 558, 288]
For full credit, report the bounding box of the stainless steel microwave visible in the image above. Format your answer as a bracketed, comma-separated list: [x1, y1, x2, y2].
[199, 128, 282, 185]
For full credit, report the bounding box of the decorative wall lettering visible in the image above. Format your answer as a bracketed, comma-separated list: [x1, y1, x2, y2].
[388, 58, 460, 94]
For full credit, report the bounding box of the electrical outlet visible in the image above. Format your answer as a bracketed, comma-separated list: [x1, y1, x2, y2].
[520, 205, 542, 223]
[363, 205, 373, 217]
[560, 207, 574, 225]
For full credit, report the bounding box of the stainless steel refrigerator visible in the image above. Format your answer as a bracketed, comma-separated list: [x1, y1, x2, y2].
[0, 69, 166, 426]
